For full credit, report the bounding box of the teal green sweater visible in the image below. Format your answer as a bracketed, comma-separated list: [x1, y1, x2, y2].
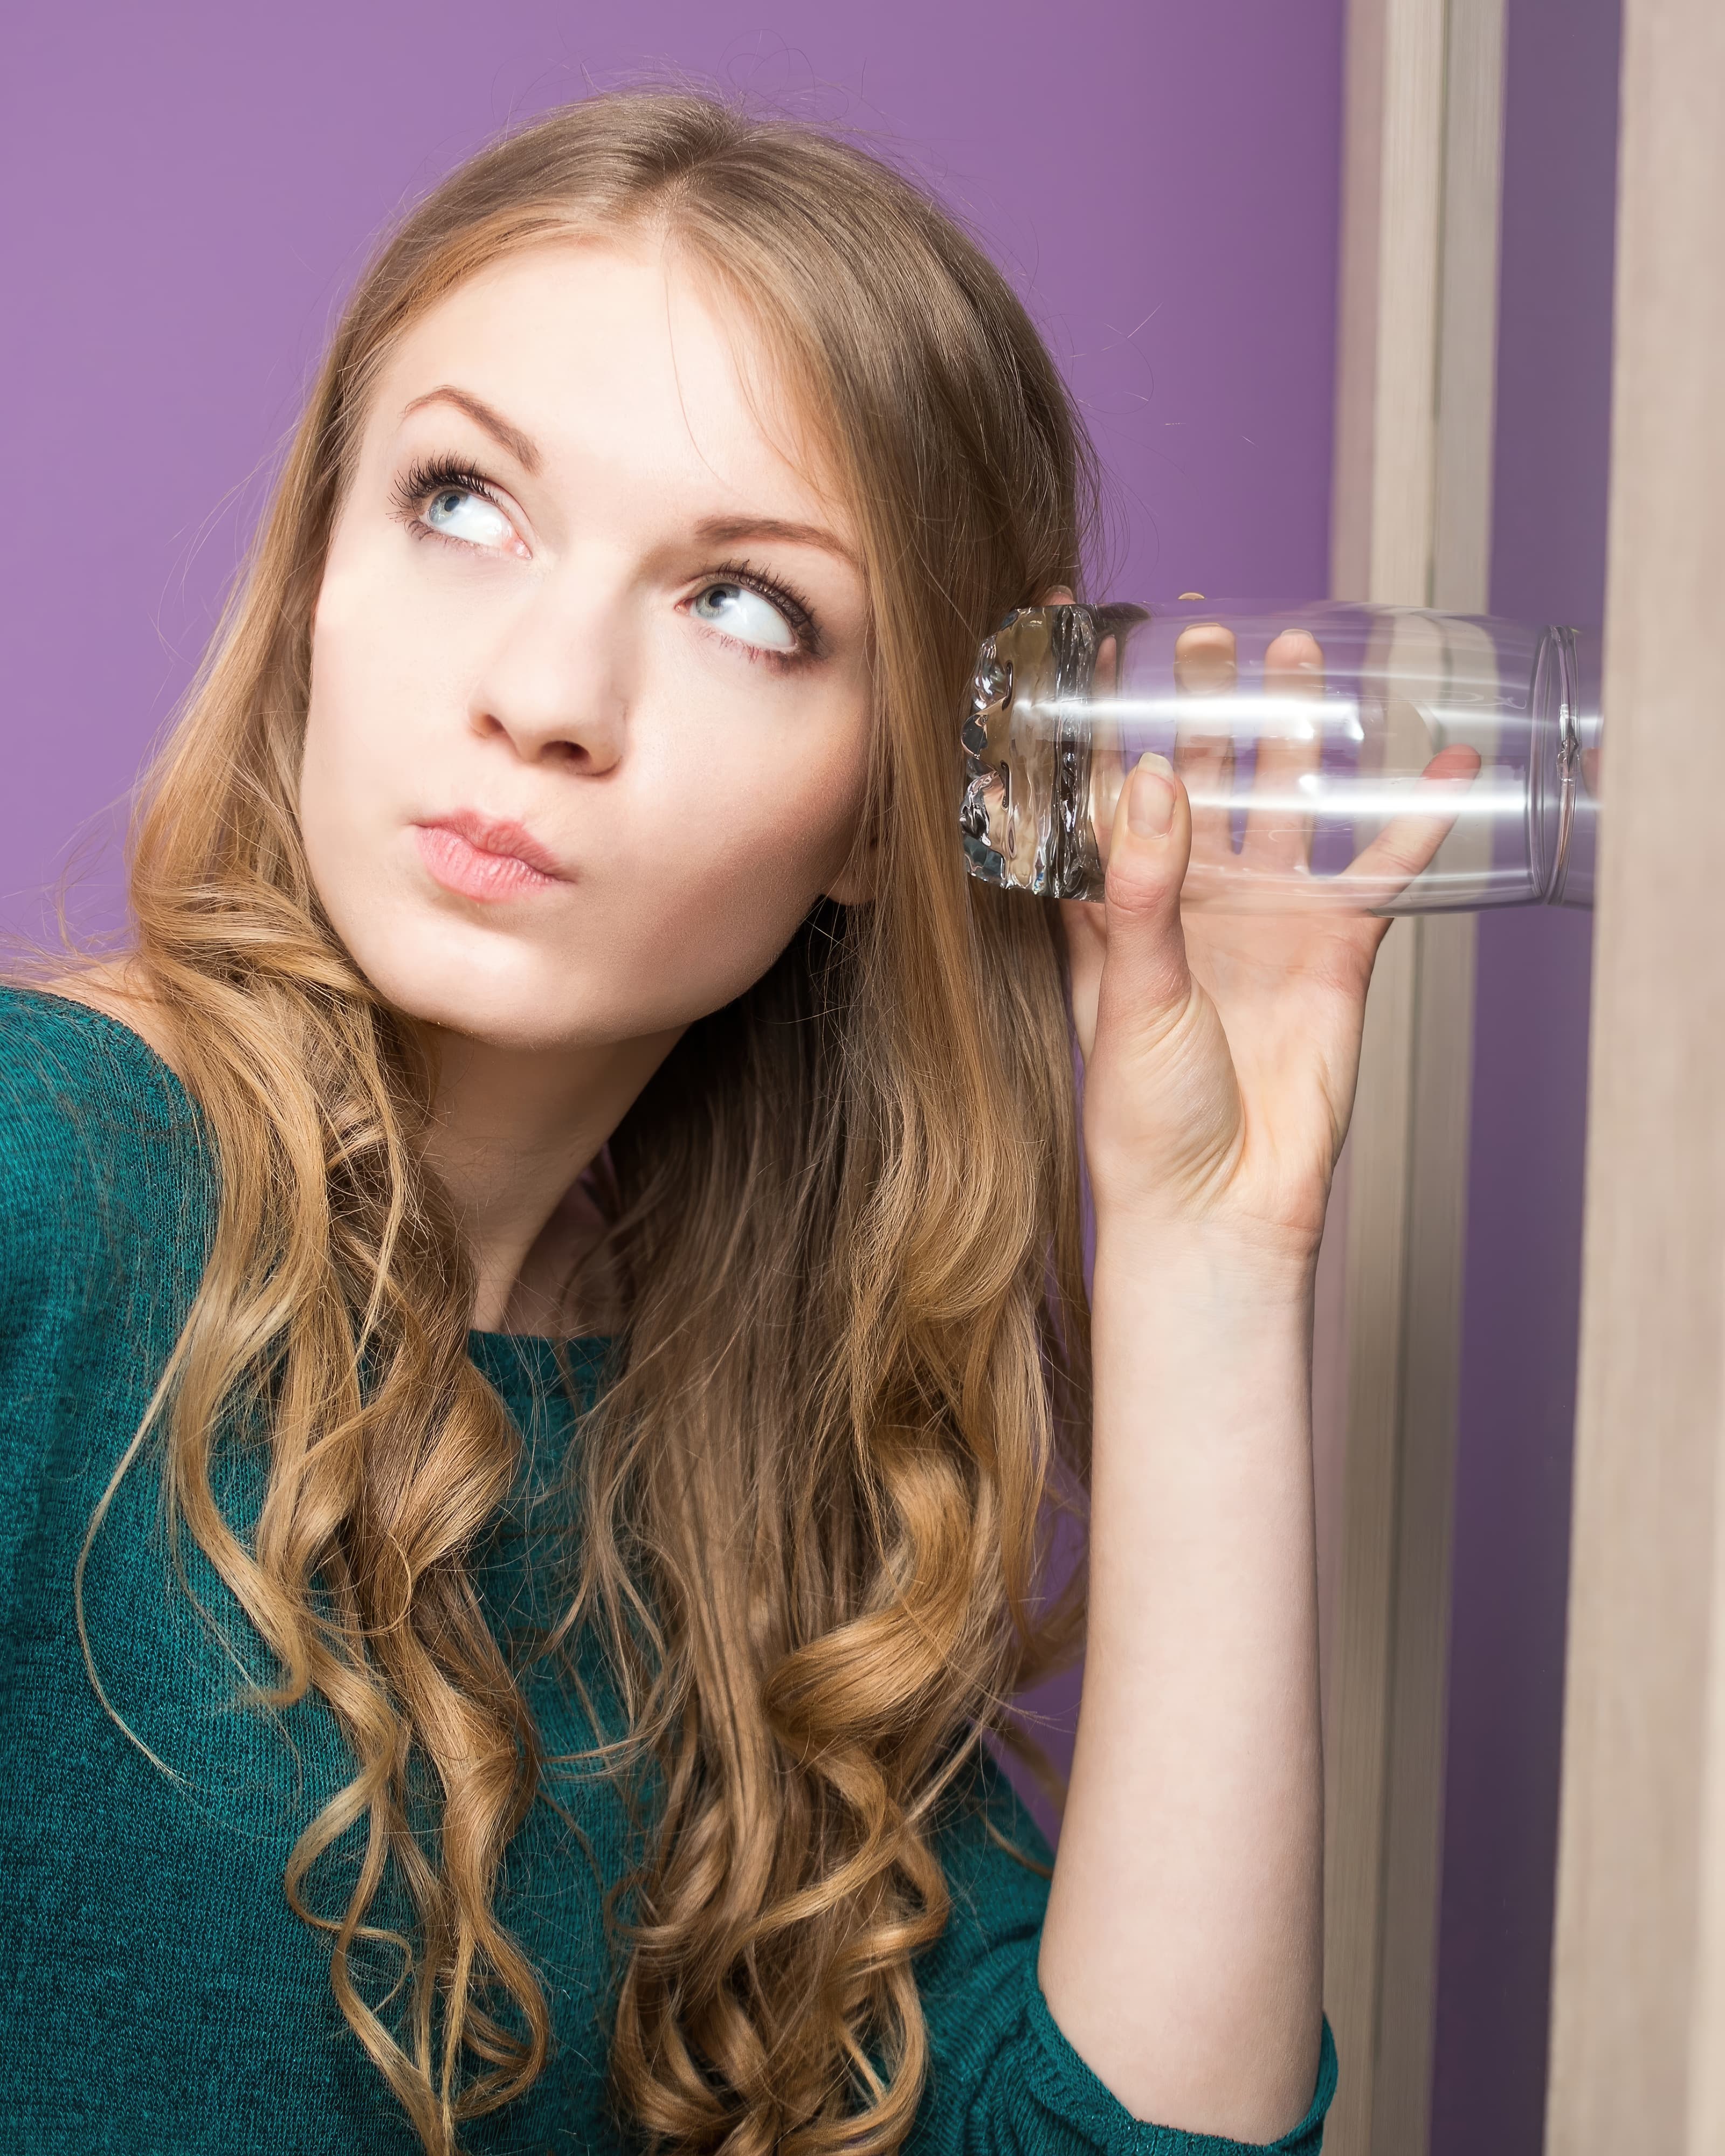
[0, 985, 1334, 2154]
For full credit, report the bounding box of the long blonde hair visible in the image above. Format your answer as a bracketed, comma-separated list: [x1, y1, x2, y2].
[105, 90, 1096, 2155]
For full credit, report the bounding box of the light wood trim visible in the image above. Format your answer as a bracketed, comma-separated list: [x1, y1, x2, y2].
[1368, 904, 1477, 2150]
[1432, 0, 1509, 616]
[1320, 0, 1506, 2148]
[1543, 1, 1725, 2146]
[1323, 922, 1420, 2156]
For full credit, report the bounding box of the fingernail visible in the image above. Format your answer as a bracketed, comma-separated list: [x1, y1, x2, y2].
[1128, 752, 1175, 837]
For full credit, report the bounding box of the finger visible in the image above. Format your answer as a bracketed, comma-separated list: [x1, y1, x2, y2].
[1172, 622, 1237, 866]
[1095, 751, 1196, 1041]
[1241, 627, 1324, 873]
[1339, 743, 1482, 906]
[1173, 618, 1235, 694]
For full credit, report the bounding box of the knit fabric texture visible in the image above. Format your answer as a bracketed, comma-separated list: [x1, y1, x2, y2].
[0, 984, 1335, 2154]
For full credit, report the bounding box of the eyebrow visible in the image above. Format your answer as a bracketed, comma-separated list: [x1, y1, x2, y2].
[693, 515, 857, 568]
[399, 386, 542, 473]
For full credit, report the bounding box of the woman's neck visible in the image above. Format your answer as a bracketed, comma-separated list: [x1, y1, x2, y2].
[422, 1023, 681, 1335]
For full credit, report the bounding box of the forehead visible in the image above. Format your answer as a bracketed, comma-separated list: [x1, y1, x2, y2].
[368, 238, 850, 530]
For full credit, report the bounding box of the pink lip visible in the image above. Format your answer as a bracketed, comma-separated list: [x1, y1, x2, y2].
[413, 811, 569, 903]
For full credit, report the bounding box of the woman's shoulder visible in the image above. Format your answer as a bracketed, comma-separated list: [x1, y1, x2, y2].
[0, 972, 208, 1300]
[2, 957, 182, 1058]
[0, 968, 191, 1134]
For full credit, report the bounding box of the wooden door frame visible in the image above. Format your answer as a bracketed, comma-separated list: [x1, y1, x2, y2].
[1543, 2, 1725, 2146]
[1315, 1, 1509, 2148]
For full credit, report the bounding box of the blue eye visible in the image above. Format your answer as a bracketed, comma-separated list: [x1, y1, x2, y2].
[424, 486, 515, 550]
[691, 580, 798, 653]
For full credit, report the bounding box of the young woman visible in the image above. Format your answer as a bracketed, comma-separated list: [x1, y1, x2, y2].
[0, 89, 1384, 2155]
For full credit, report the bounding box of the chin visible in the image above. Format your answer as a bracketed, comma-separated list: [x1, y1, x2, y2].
[335, 910, 588, 1051]
[379, 915, 726, 1056]
[400, 980, 589, 1052]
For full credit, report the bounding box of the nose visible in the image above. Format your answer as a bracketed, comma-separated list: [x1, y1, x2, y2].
[468, 561, 630, 775]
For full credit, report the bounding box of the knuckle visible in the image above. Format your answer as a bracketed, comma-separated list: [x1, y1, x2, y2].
[1103, 855, 1177, 917]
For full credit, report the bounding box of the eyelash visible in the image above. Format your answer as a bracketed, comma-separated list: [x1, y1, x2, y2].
[700, 558, 822, 668]
[389, 457, 825, 665]
[391, 454, 507, 541]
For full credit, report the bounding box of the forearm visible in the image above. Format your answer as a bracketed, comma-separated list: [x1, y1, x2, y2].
[1038, 1225, 1324, 2141]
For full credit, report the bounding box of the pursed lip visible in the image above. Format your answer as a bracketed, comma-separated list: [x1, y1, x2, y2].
[420, 808, 566, 875]
[412, 809, 571, 902]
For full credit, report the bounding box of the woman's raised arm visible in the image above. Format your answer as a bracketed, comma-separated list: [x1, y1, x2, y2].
[1038, 626, 1413, 2139]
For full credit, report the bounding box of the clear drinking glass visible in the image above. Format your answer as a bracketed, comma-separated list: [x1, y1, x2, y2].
[959, 600, 1602, 913]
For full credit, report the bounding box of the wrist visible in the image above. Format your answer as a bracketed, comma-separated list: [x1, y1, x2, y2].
[1088, 1231, 1317, 1459]
[1091, 1211, 1320, 1308]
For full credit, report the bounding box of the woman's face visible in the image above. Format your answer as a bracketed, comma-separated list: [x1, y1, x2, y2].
[300, 239, 874, 1053]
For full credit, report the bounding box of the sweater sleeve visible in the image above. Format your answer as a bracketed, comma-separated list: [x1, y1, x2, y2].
[909, 1747, 1336, 2155]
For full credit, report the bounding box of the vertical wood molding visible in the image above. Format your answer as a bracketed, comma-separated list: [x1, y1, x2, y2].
[1320, 0, 1506, 2148]
[1370, 903, 1478, 2151]
[1324, 920, 1419, 2156]
[1543, 1, 1725, 2147]
[1432, 0, 1508, 615]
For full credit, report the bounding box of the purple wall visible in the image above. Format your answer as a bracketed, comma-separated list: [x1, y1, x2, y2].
[1430, 0, 1621, 2146]
[3, 2, 1345, 1833]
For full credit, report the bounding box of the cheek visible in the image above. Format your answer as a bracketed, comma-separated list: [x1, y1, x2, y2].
[722, 730, 866, 879]
[600, 695, 873, 1007]
[297, 655, 419, 998]
[299, 562, 466, 892]
[671, 690, 870, 894]
[306, 566, 436, 785]
[298, 618, 381, 920]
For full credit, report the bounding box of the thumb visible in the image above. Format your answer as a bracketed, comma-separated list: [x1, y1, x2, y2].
[1095, 752, 1195, 1044]
[1089, 756, 1247, 1225]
